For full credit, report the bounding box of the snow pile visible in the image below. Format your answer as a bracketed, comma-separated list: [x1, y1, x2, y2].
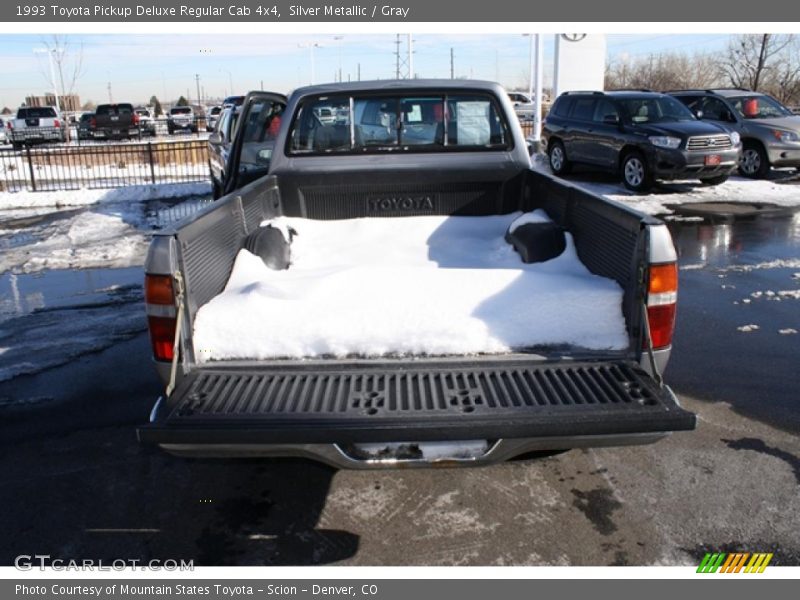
[532, 153, 800, 216]
[193, 212, 628, 361]
[0, 182, 210, 210]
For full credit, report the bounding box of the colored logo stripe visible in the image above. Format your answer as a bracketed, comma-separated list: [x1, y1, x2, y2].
[697, 552, 774, 573]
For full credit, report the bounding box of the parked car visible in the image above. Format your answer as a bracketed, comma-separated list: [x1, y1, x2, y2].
[222, 95, 245, 108]
[8, 106, 66, 148]
[138, 81, 694, 467]
[93, 103, 140, 140]
[77, 112, 95, 140]
[208, 93, 287, 199]
[0, 117, 8, 144]
[508, 91, 536, 122]
[542, 90, 741, 192]
[669, 88, 800, 178]
[206, 105, 223, 132]
[167, 106, 196, 134]
[134, 107, 157, 136]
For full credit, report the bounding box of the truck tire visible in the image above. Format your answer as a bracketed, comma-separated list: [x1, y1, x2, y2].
[739, 142, 769, 179]
[699, 174, 730, 186]
[548, 140, 571, 176]
[621, 151, 654, 193]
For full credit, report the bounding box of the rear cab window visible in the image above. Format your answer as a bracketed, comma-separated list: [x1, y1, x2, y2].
[17, 107, 57, 119]
[287, 92, 512, 155]
[96, 104, 133, 117]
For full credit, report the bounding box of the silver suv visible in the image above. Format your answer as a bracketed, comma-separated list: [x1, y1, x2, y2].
[670, 88, 800, 178]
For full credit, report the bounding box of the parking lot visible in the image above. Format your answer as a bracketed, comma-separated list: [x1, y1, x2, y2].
[1, 173, 798, 566]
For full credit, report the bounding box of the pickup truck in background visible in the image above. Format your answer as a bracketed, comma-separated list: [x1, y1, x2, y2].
[94, 103, 140, 140]
[9, 106, 66, 148]
[139, 80, 694, 468]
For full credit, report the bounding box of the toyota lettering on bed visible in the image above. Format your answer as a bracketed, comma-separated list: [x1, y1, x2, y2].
[138, 80, 695, 468]
[367, 196, 436, 212]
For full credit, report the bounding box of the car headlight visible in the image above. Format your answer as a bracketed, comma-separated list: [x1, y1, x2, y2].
[772, 130, 800, 143]
[648, 136, 682, 149]
[729, 131, 741, 145]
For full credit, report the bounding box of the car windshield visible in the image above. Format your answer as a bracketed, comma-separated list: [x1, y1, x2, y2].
[171, 107, 192, 115]
[728, 95, 792, 119]
[618, 96, 695, 124]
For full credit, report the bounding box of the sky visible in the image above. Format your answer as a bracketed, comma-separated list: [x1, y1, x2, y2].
[0, 33, 731, 109]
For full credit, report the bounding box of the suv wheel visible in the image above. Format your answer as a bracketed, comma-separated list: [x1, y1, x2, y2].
[739, 143, 769, 178]
[548, 140, 571, 175]
[621, 151, 653, 193]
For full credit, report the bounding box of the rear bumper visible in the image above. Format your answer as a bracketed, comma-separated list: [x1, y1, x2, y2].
[138, 359, 695, 465]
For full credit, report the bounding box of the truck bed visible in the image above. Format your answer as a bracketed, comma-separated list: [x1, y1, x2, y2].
[191, 212, 629, 361]
[139, 167, 694, 464]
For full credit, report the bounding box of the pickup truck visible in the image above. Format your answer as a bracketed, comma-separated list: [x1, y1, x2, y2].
[138, 80, 694, 468]
[94, 103, 141, 140]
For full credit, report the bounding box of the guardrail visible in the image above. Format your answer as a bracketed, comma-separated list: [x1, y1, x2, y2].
[0, 139, 210, 192]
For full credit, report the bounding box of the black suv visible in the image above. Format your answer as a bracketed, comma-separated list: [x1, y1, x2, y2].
[542, 91, 741, 192]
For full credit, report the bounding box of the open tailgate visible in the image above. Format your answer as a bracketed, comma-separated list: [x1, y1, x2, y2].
[138, 358, 695, 445]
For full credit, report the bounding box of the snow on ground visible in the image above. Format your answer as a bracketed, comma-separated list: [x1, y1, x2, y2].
[531, 154, 800, 216]
[0, 182, 211, 273]
[0, 182, 210, 210]
[193, 212, 629, 361]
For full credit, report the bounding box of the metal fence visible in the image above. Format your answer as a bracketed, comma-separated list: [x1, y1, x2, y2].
[0, 139, 210, 192]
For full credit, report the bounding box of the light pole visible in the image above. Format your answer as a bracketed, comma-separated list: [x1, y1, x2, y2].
[219, 69, 234, 97]
[522, 34, 545, 143]
[333, 36, 344, 82]
[298, 42, 321, 85]
[33, 48, 61, 113]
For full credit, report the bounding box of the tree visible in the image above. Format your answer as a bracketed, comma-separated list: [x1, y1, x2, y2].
[721, 34, 794, 92]
[81, 100, 96, 111]
[149, 95, 163, 116]
[605, 51, 721, 91]
[176, 96, 189, 107]
[1, 107, 11, 115]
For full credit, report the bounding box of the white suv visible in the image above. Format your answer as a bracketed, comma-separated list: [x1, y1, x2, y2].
[167, 106, 196, 134]
[9, 106, 66, 148]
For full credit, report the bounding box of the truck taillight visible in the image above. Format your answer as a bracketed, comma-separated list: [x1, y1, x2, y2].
[90, 117, 96, 128]
[133, 113, 140, 125]
[6, 121, 11, 130]
[646, 263, 678, 349]
[145, 274, 177, 362]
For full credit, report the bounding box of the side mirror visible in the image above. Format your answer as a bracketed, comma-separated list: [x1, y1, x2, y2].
[208, 132, 222, 145]
[602, 114, 619, 125]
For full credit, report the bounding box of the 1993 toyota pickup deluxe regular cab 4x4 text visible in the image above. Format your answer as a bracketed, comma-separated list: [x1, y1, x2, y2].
[138, 80, 695, 468]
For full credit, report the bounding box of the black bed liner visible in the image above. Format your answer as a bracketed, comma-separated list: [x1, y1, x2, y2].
[138, 359, 695, 445]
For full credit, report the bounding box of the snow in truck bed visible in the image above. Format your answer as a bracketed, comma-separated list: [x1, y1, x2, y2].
[192, 211, 629, 361]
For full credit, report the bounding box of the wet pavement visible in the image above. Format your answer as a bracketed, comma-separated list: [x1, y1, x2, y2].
[0, 203, 798, 566]
[667, 210, 800, 431]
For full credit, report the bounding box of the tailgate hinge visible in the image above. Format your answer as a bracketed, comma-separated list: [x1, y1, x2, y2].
[165, 271, 185, 398]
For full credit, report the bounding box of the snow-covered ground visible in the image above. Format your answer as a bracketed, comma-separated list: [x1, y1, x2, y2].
[532, 154, 800, 216]
[0, 183, 212, 383]
[193, 212, 628, 361]
[0, 183, 211, 275]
